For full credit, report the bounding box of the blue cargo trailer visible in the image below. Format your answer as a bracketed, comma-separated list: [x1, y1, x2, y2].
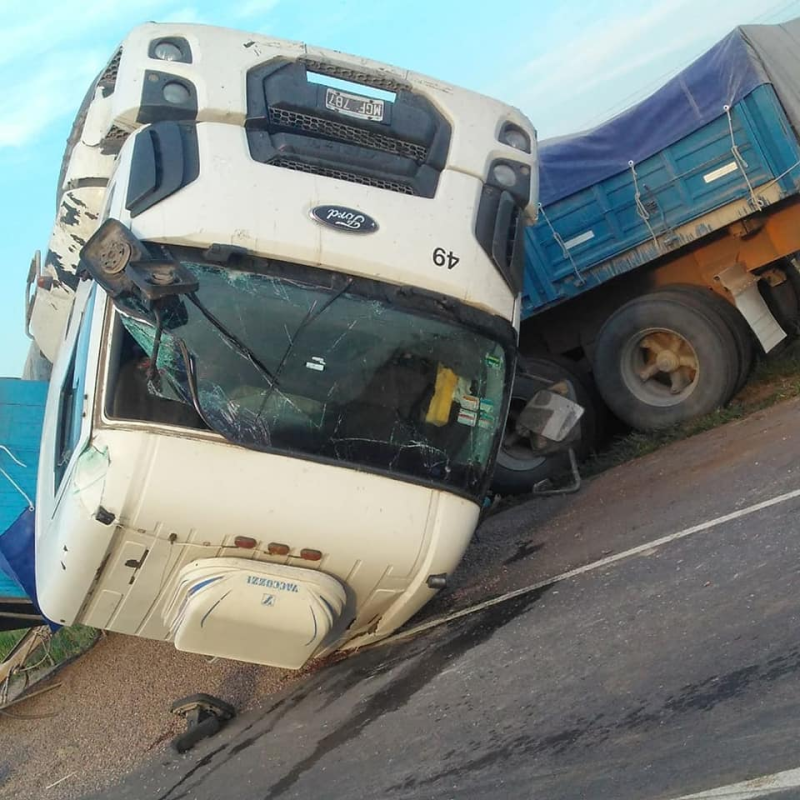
[524, 85, 800, 315]
[495, 19, 800, 492]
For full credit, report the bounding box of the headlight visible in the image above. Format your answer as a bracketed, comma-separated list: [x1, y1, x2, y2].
[487, 160, 531, 206]
[499, 123, 531, 153]
[139, 71, 198, 123]
[492, 163, 518, 188]
[148, 37, 192, 64]
[154, 42, 183, 61]
[163, 81, 191, 104]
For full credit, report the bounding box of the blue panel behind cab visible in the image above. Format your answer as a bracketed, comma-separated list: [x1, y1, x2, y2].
[0, 379, 48, 601]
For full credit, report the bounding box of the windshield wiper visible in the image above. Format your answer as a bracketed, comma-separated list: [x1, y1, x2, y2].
[255, 278, 353, 420]
[174, 337, 215, 430]
[186, 292, 278, 387]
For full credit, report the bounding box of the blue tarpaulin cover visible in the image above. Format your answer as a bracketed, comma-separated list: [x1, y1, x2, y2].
[539, 19, 800, 206]
[0, 508, 40, 607]
[0, 379, 48, 623]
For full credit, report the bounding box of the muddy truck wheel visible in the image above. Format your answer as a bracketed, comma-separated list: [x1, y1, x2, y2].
[491, 356, 600, 495]
[593, 291, 739, 431]
[654, 285, 755, 395]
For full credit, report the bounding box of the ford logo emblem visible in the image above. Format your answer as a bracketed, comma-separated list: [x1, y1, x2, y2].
[309, 205, 379, 234]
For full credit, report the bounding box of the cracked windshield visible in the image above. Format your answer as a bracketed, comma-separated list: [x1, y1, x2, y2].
[115, 259, 509, 496]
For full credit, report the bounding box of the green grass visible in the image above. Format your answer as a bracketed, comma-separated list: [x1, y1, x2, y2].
[584, 340, 800, 477]
[0, 624, 98, 666]
[0, 629, 25, 661]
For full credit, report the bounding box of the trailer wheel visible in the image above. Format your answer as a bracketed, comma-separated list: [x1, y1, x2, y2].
[655, 285, 754, 394]
[491, 356, 599, 495]
[594, 293, 739, 431]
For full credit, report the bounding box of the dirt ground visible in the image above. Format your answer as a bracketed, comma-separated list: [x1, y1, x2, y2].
[0, 635, 296, 799]
[2, 396, 799, 800]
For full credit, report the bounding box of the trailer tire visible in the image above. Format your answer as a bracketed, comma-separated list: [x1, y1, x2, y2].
[655, 285, 754, 394]
[491, 356, 598, 495]
[593, 293, 739, 431]
[760, 274, 800, 338]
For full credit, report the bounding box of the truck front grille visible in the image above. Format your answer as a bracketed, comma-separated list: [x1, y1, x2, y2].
[246, 60, 449, 200]
[271, 158, 415, 194]
[268, 108, 428, 162]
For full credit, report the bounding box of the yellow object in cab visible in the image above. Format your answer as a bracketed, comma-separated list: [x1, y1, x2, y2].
[425, 365, 458, 426]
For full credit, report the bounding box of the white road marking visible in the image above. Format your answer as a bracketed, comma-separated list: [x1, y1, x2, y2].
[380, 486, 800, 646]
[666, 766, 800, 798]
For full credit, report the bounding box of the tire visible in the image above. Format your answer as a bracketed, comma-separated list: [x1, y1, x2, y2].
[491, 355, 599, 495]
[593, 292, 739, 431]
[760, 274, 799, 338]
[655, 285, 754, 394]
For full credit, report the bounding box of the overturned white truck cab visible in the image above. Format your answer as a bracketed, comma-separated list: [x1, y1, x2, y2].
[32, 24, 540, 668]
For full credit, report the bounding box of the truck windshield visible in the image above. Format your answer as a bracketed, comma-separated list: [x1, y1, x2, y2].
[113, 255, 514, 499]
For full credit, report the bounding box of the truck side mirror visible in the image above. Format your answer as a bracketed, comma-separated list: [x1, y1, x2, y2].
[78, 218, 148, 298]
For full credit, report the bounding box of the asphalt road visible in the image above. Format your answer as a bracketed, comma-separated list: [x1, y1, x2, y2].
[92, 400, 800, 800]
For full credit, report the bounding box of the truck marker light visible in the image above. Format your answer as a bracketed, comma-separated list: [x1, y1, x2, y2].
[234, 536, 257, 549]
[300, 549, 322, 562]
[267, 542, 290, 556]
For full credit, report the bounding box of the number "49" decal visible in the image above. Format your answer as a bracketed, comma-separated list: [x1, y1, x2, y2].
[432, 247, 460, 270]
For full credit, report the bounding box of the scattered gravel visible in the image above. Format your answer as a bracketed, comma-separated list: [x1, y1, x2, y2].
[0, 634, 296, 800]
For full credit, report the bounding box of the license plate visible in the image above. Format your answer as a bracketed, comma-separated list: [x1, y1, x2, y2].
[325, 87, 385, 122]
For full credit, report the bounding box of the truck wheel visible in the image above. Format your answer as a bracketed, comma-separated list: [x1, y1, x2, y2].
[593, 293, 739, 431]
[655, 285, 754, 394]
[491, 356, 598, 495]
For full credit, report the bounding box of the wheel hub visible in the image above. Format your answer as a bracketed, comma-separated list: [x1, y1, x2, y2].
[624, 329, 701, 404]
[655, 350, 679, 373]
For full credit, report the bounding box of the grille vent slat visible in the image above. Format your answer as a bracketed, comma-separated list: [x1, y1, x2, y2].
[300, 60, 407, 93]
[100, 125, 131, 150]
[98, 47, 123, 95]
[271, 158, 414, 194]
[268, 108, 427, 162]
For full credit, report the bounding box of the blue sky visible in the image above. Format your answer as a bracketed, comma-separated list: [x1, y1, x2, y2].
[1, 0, 799, 376]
